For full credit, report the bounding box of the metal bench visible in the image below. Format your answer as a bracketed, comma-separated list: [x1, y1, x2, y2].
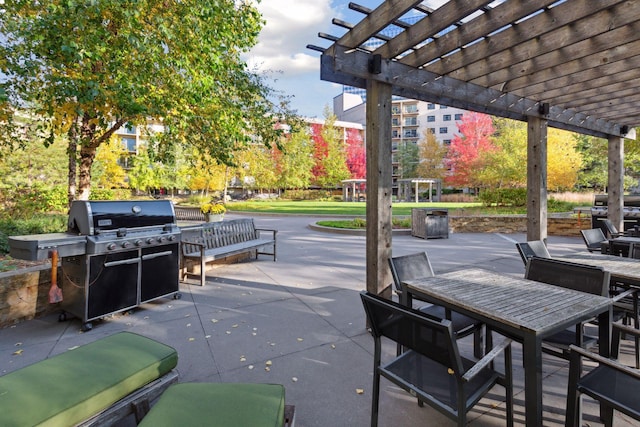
[181, 218, 277, 286]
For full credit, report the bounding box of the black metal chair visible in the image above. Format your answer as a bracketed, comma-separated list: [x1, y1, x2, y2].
[360, 291, 514, 427]
[565, 323, 640, 427]
[525, 257, 611, 359]
[388, 252, 484, 357]
[602, 219, 627, 238]
[515, 240, 550, 265]
[580, 228, 609, 253]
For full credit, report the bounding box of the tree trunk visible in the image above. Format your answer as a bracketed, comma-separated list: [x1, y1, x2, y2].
[67, 125, 78, 208]
[77, 145, 96, 200]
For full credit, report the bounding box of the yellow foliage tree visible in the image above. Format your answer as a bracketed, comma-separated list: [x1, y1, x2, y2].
[416, 128, 448, 180]
[547, 128, 583, 191]
[94, 137, 128, 189]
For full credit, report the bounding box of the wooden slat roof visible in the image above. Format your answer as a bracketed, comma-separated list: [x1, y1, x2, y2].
[309, 0, 640, 139]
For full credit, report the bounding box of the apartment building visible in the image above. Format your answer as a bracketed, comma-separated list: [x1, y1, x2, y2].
[334, 92, 466, 192]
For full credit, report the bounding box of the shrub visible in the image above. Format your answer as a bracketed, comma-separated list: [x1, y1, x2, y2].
[0, 215, 67, 254]
[478, 188, 527, 207]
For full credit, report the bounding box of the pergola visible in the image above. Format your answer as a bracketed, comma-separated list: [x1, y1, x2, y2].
[307, 2, 640, 422]
[397, 178, 442, 202]
[341, 178, 367, 201]
[308, 0, 640, 293]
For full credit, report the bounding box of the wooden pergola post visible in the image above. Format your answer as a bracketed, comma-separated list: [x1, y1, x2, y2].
[608, 135, 624, 231]
[365, 79, 393, 298]
[526, 116, 548, 242]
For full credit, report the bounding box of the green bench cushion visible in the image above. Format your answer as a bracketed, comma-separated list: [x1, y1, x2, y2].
[0, 331, 178, 427]
[139, 383, 285, 427]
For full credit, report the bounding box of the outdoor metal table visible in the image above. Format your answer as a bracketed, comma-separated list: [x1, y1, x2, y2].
[402, 268, 612, 427]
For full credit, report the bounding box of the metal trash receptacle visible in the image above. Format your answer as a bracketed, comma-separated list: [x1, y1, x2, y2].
[411, 208, 449, 239]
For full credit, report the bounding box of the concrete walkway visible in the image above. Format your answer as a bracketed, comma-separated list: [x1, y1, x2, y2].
[0, 214, 637, 426]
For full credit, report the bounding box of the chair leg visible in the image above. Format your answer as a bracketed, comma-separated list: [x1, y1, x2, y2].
[565, 351, 581, 427]
[504, 344, 514, 427]
[473, 325, 484, 358]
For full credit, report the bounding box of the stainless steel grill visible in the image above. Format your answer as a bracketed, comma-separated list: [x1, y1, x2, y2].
[9, 200, 182, 331]
[591, 194, 640, 234]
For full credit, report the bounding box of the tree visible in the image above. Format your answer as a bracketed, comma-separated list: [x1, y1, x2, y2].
[547, 128, 583, 191]
[416, 128, 447, 180]
[0, 1, 295, 205]
[275, 130, 314, 190]
[345, 129, 366, 179]
[93, 137, 128, 189]
[311, 109, 350, 188]
[397, 141, 419, 178]
[480, 117, 527, 188]
[483, 118, 583, 191]
[444, 112, 496, 188]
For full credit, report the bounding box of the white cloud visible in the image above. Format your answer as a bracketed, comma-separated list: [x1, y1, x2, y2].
[246, 0, 333, 75]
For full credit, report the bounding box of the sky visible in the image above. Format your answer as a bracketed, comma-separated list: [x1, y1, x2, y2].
[245, 0, 448, 119]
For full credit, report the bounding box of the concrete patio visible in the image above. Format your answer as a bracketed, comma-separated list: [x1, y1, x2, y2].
[0, 214, 637, 426]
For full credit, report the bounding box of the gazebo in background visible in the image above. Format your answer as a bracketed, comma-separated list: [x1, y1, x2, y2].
[397, 178, 441, 203]
[341, 179, 367, 202]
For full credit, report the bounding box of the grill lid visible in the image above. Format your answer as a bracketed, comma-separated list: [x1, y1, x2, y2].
[68, 200, 177, 235]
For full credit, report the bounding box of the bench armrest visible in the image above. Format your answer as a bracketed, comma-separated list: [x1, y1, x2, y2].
[255, 228, 277, 239]
[181, 240, 205, 255]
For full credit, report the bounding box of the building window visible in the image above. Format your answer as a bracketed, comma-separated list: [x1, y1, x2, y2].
[455, 113, 463, 120]
[427, 115, 435, 122]
[392, 107, 401, 114]
[443, 139, 451, 145]
[443, 114, 451, 121]
[392, 130, 399, 138]
[121, 137, 137, 152]
[405, 117, 417, 126]
[439, 127, 448, 134]
[392, 118, 400, 126]
[440, 105, 447, 109]
[427, 103, 436, 109]
[123, 124, 136, 134]
[429, 128, 436, 134]
[404, 130, 417, 137]
[405, 104, 418, 113]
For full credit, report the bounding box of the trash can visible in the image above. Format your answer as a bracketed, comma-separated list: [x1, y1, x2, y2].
[411, 208, 449, 239]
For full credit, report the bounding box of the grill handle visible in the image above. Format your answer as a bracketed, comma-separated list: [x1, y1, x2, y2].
[142, 250, 174, 261]
[104, 257, 141, 268]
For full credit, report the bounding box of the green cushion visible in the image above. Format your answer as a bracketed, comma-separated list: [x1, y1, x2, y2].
[139, 383, 285, 427]
[0, 331, 178, 427]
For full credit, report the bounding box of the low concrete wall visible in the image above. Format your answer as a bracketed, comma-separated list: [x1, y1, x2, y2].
[450, 216, 591, 236]
[0, 264, 61, 328]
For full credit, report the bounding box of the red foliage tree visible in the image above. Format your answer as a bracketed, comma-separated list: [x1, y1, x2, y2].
[444, 112, 496, 187]
[345, 128, 366, 179]
[310, 122, 327, 182]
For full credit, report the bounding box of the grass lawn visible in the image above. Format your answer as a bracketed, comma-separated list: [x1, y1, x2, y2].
[225, 200, 480, 216]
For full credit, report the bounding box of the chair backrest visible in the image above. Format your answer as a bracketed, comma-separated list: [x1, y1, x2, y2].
[629, 242, 640, 259]
[360, 291, 463, 374]
[525, 257, 609, 296]
[515, 241, 550, 265]
[388, 252, 435, 294]
[580, 228, 607, 251]
[602, 219, 619, 238]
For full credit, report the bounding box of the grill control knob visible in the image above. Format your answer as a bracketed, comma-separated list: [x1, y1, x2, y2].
[134, 240, 143, 246]
[168, 235, 176, 241]
[158, 236, 167, 243]
[107, 243, 117, 251]
[146, 237, 154, 245]
[121, 241, 131, 249]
